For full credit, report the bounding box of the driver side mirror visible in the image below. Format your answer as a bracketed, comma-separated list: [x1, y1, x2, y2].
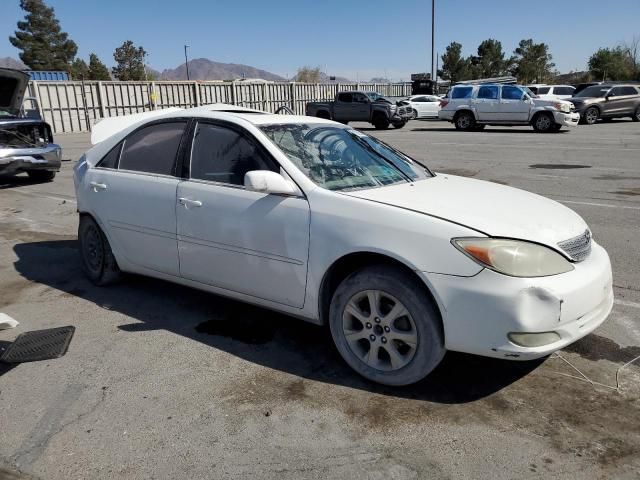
[605, 92, 615, 100]
[244, 170, 297, 196]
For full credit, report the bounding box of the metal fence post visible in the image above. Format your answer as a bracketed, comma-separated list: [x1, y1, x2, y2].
[193, 81, 201, 107]
[97, 81, 106, 118]
[231, 81, 237, 105]
[289, 82, 296, 112]
[30, 81, 44, 120]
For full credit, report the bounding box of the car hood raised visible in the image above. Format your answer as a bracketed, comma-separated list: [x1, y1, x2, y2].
[0, 68, 30, 117]
[343, 174, 588, 250]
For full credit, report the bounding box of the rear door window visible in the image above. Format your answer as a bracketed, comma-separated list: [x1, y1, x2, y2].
[119, 122, 187, 175]
[537, 87, 550, 94]
[451, 87, 473, 99]
[621, 86, 639, 96]
[477, 86, 499, 99]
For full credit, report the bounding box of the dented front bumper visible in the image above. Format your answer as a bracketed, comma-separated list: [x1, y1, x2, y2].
[423, 241, 613, 360]
[0, 144, 62, 175]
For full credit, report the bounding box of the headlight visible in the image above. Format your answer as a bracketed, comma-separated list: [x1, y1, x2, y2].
[389, 105, 397, 111]
[553, 102, 570, 113]
[452, 238, 574, 277]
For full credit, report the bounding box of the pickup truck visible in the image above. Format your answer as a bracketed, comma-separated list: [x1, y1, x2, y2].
[306, 91, 412, 129]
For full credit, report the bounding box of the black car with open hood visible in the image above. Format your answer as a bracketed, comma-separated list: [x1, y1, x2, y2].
[0, 68, 61, 181]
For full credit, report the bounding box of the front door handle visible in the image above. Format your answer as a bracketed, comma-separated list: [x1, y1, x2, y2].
[178, 197, 203, 208]
[89, 181, 107, 191]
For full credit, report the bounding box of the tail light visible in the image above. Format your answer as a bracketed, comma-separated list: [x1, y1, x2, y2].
[439, 99, 449, 108]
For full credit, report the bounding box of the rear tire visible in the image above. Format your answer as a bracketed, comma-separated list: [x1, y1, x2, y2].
[329, 265, 445, 386]
[633, 107, 640, 122]
[583, 106, 599, 125]
[532, 112, 554, 132]
[78, 215, 122, 286]
[27, 170, 56, 182]
[454, 111, 475, 131]
[373, 114, 390, 130]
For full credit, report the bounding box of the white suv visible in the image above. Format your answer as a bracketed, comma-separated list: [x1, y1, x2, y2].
[438, 84, 580, 132]
[528, 84, 576, 100]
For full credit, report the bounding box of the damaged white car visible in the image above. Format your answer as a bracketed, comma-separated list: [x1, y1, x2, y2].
[0, 68, 61, 181]
[74, 106, 613, 386]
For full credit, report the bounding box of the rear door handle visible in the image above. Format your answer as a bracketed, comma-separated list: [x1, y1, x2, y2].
[178, 197, 203, 208]
[89, 181, 107, 191]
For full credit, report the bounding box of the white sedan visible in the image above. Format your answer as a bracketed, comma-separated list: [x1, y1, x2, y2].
[74, 105, 613, 386]
[402, 95, 441, 119]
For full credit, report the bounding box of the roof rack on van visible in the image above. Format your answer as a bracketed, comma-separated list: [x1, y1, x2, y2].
[454, 76, 517, 86]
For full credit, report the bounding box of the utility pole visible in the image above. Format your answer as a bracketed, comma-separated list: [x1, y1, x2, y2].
[184, 44, 190, 81]
[431, 0, 435, 80]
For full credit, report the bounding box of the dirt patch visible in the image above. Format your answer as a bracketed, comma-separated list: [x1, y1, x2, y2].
[529, 164, 591, 169]
[563, 334, 640, 364]
[593, 174, 640, 181]
[0, 223, 76, 244]
[610, 187, 640, 196]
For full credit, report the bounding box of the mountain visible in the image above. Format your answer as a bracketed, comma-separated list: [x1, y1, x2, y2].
[159, 58, 286, 81]
[0, 57, 27, 70]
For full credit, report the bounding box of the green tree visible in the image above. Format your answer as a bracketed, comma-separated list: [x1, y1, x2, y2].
[112, 41, 147, 81]
[512, 39, 555, 83]
[295, 66, 322, 83]
[9, 0, 78, 71]
[470, 39, 513, 78]
[88, 53, 111, 80]
[438, 42, 471, 83]
[588, 47, 634, 81]
[69, 58, 89, 79]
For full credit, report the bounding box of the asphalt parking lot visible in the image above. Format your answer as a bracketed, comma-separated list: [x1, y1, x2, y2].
[1, 119, 639, 479]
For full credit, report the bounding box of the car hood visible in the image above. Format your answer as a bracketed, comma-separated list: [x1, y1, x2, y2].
[0, 68, 30, 117]
[532, 97, 572, 108]
[343, 174, 588, 250]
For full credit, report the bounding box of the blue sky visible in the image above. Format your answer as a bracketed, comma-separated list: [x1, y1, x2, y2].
[1, 0, 639, 80]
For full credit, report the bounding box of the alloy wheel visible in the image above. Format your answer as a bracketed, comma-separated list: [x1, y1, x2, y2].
[342, 289, 418, 372]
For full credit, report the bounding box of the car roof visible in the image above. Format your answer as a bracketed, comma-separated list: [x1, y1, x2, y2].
[159, 105, 338, 126]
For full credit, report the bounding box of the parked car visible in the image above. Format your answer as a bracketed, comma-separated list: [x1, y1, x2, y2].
[570, 84, 640, 124]
[400, 95, 441, 119]
[438, 84, 580, 132]
[74, 106, 613, 386]
[527, 84, 576, 100]
[305, 91, 412, 129]
[0, 68, 61, 181]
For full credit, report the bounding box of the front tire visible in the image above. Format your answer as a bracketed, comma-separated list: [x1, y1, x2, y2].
[454, 111, 475, 131]
[393, 121, 406, 129]
[329, 265, 445, 386]
[78, 215, 122, 286]
[633, 107, 640, 122]
[583, 106, 599, 125]
[27, 170, 56, 182]
[532, 112, 554, 132]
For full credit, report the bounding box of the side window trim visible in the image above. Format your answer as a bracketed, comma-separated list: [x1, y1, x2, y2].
[185, 118, 281, 188]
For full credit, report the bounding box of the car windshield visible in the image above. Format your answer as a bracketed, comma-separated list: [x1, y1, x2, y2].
[365, 92, 384, 101]
[260, 123, 432, 191]
[574, 86, 611, 98]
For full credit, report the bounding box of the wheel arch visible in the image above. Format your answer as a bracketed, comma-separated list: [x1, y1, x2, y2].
[453, 108, 476, 121]
[318, 251, 444, 336]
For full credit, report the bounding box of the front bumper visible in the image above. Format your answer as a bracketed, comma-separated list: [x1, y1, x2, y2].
[553, 110, 580, 127]
[0, 144, 62, 175]
[423, 241, 613, 360]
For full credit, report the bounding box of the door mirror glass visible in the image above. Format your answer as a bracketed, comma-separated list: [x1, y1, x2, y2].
[244, 170, 297, 195]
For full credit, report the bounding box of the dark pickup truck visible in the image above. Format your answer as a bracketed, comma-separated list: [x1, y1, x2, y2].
[306, 91, 412, 129]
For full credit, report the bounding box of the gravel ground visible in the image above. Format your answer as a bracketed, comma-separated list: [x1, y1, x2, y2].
[0, 119, 639, 479]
